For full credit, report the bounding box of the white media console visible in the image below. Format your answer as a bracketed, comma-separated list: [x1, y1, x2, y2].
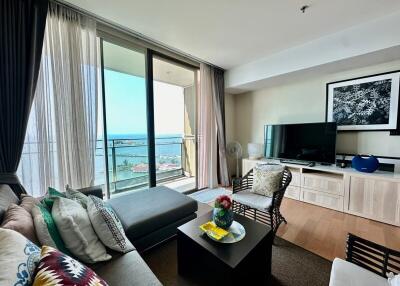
[243, 158, 400, 227]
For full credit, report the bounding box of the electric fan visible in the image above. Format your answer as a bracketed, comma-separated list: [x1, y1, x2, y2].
[226, 141, 243, 178]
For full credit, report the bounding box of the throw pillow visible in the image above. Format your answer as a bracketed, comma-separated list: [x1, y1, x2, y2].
[65, 185, 89, 208]
[1, 203, 40, 245]
[33, 246, 108, 286]
[42, 187, 66, 209]
[19, 194, 41, 213]
[252, 164, 284, 197]
[52, 197, 111, 263]
[87, 195, 134, 253]
[31, 204, 70, 255]
[0, 184, 19, 222]
[0, 228, 41, 286]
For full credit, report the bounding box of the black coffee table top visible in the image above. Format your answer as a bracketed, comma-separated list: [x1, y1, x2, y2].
[177, 211, 272, 269]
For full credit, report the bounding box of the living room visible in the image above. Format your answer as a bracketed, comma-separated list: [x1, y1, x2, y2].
[1, 0, 400, 286]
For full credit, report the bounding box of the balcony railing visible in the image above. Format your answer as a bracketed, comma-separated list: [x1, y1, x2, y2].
[96, 136, 195, 194]
[20, 136, 195, 195]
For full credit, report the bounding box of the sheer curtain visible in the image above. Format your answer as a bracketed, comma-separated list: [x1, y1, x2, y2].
[198, 64, 218, 189]
[18, 3, 99, 196]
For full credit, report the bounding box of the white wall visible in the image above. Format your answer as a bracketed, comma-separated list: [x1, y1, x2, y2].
[227, 60, 400, 167]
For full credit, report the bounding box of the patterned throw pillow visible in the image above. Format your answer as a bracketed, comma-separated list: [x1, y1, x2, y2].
[31, 204, 71, 255]
[65, 185, 89, 208]
[42, 187, 66, 210]
[33, 246, 108, 286]
[251, 164, 284, 197]
[0, 228, 41, 286]
[52, 197, 111, 264]
[87, 195, 134, 253]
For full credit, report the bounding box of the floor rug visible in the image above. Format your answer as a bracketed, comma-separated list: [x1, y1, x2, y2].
[142, 236, 332, 286]
[188, 187, 231, 204]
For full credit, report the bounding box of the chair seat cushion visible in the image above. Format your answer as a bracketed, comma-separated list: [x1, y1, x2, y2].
[233, 190, 272, 211]
[329, 258, 388, 286]
[108, 186, 198, 241]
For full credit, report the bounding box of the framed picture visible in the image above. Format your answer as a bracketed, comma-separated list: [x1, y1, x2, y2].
[326, 71, 400, 131]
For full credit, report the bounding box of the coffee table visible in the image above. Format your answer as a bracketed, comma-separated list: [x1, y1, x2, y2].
[177, 211, 273, 284]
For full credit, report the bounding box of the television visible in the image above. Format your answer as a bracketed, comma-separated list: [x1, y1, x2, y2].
[264, 122, 337, 165]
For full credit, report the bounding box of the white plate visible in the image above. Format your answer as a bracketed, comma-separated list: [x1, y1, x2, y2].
[206, 221, 246, 244]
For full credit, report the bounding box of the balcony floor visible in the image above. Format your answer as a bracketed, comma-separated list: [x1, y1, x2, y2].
[161, 176, 196, 193]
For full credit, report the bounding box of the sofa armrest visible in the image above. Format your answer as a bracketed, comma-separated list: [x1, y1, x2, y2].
[346, 233, 400, 277]
[77, 185, 104, 199]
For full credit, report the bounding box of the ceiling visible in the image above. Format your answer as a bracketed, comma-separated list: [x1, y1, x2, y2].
[103, 41, 195, 87]
[66, 0, 400, 70]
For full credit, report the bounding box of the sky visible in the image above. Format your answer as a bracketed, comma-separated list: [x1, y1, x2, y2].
[103, 69, 184, 136]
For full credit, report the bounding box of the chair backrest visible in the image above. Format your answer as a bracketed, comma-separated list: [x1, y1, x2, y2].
[346, 233, 400, 277]
[272, 167, 292, 208]
[234, 166, 292, 202]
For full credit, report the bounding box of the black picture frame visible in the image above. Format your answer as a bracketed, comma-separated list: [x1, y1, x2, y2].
[325, 70, 400, 132]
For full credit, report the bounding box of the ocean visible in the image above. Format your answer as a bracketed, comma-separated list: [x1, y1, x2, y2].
[94, 133, 183, 186]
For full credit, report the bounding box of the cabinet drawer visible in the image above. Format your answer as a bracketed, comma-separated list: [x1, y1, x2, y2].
[285, 186, 300, 200]
[302, 174, 343, 196]
[290, 171, 301, 187]
[302, 188, 344, 211]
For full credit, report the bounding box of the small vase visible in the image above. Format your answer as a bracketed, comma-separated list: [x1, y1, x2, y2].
[212, 207, 234, 229]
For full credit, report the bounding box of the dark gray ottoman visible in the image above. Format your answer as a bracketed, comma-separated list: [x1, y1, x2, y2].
[108, 186, 198, 252]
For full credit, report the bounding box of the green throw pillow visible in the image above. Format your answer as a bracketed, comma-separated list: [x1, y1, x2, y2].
[31, 204, 71, 256]
[43, 187, 66, 209]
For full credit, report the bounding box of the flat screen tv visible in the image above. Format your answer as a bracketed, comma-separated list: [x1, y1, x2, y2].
[264, 122, 337, 164]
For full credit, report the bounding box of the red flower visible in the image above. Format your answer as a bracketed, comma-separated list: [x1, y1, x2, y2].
[215, 195, 232, 209]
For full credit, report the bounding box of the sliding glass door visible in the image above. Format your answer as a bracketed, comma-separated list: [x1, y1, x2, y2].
[153, 55, 197, 192]
[101, 40, 149, 195]
[99, 38, 198, 197]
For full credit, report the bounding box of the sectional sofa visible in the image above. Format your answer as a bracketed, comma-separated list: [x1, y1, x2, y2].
[0, 184, 198, 285]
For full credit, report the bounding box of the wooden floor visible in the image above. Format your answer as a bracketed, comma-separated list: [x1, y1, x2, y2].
[276, 198, 400, 261]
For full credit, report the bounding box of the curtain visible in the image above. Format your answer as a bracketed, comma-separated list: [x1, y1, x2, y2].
[17, 3, 99, 196]
[0, 0, 48, 197]
[198, 64, 218, 189]
[211, 68, 230, 187]
[198, 63, 229, 189]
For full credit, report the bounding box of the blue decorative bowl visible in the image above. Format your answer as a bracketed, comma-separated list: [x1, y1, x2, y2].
[212, 208, 234, 229]
[352, 155, 379, 173]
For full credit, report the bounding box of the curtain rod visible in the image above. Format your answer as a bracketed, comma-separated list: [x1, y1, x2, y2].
[53, 0, 223, 71]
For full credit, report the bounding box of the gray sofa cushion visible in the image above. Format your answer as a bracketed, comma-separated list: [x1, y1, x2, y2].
[108, 186, 198, 241]
[0, 185, 19, 222]
[91, 250, 162, 286]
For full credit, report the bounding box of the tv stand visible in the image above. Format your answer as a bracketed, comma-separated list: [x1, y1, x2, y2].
[280, 159, 315, 167]
[242, 158, 400, 227]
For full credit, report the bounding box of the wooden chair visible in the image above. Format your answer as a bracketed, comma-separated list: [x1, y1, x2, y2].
[232, 166, 292, 236]
[346, 233, 400, 277]
[329, 233, 400, 286]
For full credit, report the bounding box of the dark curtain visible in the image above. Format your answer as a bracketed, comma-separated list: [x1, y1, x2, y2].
[0, 0, 48, 196]
[211, 67, 230, 186]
